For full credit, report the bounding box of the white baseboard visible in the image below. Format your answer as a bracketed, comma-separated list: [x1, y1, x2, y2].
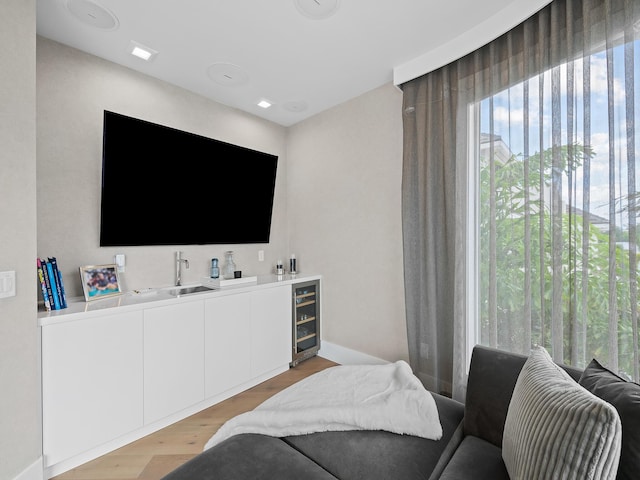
[318, 341, 389, 365]
[14, 457, 43, 480]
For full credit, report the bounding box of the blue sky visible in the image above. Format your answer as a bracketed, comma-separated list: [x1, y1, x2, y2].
[479, 42, 640, 228]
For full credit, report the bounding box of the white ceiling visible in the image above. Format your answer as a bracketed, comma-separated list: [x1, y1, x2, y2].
[37, 0, 523, 127]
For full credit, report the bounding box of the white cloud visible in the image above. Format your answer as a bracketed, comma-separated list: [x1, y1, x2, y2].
[493, 106, 524, 124]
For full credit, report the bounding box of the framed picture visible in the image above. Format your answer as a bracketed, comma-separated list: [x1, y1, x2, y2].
[79, 264, 122, 302]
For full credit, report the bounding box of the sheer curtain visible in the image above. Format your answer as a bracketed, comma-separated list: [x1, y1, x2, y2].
[401, 0, 640, 401]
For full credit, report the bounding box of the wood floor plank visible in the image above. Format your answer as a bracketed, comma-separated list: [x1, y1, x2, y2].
[52, 356, 337, 480]
[137, 455, 196, 480]
[52, 454, 153, 480]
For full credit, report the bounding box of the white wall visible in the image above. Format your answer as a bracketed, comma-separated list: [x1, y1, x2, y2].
[287, 83, 409, 362]
[0, 1, 41, 479]
[36, 37, 289, 297]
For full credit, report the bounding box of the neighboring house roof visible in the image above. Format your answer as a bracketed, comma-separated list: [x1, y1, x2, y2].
[569, 206, 610, 233]
[479, 133, 514, 165]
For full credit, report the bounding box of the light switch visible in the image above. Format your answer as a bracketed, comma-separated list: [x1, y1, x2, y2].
[258, 250, 265, 262]
[0, 271, 16, 298]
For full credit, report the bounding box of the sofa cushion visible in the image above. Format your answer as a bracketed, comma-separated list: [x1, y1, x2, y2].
[284, 392, 465, 480]
[579, 358, 640, 480]
[285, 430, 444, 480]
[502, 346, 622, 480]
[438, 435, 510, 480]
[160, 433, 338, 480]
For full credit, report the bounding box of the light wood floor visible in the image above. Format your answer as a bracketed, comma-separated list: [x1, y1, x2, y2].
[53, 356, 338, 480]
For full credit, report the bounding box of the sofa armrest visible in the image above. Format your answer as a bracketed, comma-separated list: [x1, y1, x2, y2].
[428, 422, 464, 480]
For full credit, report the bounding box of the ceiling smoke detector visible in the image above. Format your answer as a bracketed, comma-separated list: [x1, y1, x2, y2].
[294, 0, 340, 19]
[283, 101, 308, 113]
[65, 0, 119, 30]
[206, 63, 250, 87]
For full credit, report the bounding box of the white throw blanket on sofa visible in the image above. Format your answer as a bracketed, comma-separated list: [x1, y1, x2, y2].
[203, 360, 442, 451]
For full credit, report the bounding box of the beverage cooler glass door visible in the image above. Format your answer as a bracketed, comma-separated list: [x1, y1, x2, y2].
[291, 280, 320, 366]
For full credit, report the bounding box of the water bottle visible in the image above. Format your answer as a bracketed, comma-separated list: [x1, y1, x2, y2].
[211, 258, 219, 279]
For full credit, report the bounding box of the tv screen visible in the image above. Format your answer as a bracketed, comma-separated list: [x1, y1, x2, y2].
[100, 111, 278, 246]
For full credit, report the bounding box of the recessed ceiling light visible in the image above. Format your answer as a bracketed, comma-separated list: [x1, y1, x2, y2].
[129, 41, 158, 61]
[257, 100, 272, 109]
[132, 47, 151, 60]
[207, 63, 250, 87]
[65, 0, 119, 30]
[294, 0, 340, 19]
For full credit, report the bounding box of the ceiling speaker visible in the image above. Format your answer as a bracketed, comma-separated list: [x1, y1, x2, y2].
[65, 0, 119, 30]
[294, 0, 340, 19]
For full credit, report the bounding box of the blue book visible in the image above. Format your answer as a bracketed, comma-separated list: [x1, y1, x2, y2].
[56, 268, 67, 309]
[45, 260, 61, 310]
[49, 257, 67, 309]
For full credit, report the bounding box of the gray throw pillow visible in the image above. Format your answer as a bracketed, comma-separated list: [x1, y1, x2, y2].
[502, 345, 622, 480]
[579, 358, 640, 480]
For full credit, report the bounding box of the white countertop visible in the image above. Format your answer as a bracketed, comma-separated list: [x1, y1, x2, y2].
[38, 273, 321, 326]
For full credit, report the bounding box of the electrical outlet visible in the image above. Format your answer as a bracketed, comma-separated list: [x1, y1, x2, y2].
[258, 250, 265, 262]
[114, 254, 126, 273]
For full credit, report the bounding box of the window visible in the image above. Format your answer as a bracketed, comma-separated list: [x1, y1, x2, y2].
[475, 42, 640, 380]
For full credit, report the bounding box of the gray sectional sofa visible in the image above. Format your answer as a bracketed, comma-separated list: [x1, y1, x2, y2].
[162, 345, 639, 480]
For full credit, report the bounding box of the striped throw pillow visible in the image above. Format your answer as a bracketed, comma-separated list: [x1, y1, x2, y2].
[502, 346, 622, 480]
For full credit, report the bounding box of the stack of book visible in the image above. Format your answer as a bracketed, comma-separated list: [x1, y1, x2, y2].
[37, 257, 68, 311]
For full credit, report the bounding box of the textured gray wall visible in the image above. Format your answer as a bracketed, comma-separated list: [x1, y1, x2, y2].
[0, 1, 41, 479]
[287, 83, 409, 362]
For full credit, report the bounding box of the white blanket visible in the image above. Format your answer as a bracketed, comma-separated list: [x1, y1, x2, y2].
[203, 360, 442, 451]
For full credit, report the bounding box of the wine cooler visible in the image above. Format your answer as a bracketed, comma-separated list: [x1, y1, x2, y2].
[291, 279, 320, 366]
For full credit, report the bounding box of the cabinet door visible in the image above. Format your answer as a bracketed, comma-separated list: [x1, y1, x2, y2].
[250, 285, 292, 377]
[143, 301, 205, 424]
[204, 294, 251, 398]
[42, 311, 144, 466]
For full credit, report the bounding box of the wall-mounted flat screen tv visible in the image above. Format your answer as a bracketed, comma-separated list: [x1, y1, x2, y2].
[100, 110, 278, 246]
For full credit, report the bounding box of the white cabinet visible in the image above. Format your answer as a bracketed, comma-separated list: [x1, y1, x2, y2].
[42, 310, 143, 466]
[251, 285, 292, 377]
[143, 301, 205, 424]
[204, 294, 251, 398]
[204, 285, 291, 397]
[40, 275, 318, 478]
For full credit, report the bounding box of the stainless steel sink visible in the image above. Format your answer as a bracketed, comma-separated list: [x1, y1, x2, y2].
[167, 285, 217, 297]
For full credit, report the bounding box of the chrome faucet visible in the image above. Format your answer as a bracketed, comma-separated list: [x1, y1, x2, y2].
[175, 251, 189, 286]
